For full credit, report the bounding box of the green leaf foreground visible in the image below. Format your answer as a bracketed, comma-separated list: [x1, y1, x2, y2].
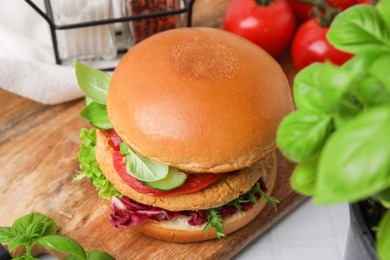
[377, 210, 390, 260]
[79, 102, 112, 130]
[75, 61, 111, 105]
[327, 5, 390, 54]
[120, 143, 169, 182]
[277, 3, 390, 204]
[0, 213, 114, 259]
[316, 105, 390, 204]
[12, 213, 57, 238]
[75, 62, 112, 130]
[276, 3, 390, 259]
[76, 128, 121, 199]
[38, 235, 86, 260]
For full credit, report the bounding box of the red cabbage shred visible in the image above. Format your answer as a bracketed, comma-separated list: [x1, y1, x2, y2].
[109, 179, 264, 228]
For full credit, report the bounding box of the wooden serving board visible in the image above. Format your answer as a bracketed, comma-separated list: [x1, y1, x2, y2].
[0, 93, 304, 259]
[0, 1, 304, 258]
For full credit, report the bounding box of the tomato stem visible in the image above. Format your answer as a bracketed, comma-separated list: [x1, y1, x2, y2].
[255, 0, 273, 6]
[297, 0, 339, 27]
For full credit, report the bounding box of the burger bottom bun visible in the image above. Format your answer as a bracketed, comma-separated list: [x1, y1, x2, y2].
[96, 129, 276, 211]
[134, 164, 277, 243]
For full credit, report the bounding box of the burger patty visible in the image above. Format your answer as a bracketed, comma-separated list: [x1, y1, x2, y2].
[95, 130, 276, 211]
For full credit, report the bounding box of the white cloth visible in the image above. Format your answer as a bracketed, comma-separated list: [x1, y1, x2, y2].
[0, 0, 83, 105]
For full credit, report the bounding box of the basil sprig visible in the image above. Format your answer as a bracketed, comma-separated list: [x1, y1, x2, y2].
[277, 3, 390, 203]
[75, 62, 112, 130]
[120, 143, 169, 182]
[0, 213, 114, 260]
[276, 3, 390, 259]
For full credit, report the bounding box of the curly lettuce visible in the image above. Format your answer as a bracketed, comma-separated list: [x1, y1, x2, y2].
[75, 128, 121, 199]
[205, 182, 279, 238]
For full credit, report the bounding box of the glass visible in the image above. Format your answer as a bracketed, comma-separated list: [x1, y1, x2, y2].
[50, 0, 117, 65]
[121, 0, 186, 47]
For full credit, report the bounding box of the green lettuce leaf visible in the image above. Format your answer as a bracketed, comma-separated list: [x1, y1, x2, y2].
[204, 182, 279, 238]
[204, 209, 225, 239]
[75, 128, 121, 199]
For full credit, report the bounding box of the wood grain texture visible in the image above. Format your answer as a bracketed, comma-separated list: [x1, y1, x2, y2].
[0, 1, 304, 258]
[0, 98, 303, 259]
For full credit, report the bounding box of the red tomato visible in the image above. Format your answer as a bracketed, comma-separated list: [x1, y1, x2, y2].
[112, 150, 219, 196]
[355, 0, 373, 4]
[223, 0, 295, 57]
[288, 0, 313, 21]
[101, 129, 122, 151]
[291, 19, 353, 71]
[288, 0, 356, 21]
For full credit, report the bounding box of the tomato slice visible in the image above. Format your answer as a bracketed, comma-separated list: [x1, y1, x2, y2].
[101, 130, 122, 151]
[112, 150, 219, 196]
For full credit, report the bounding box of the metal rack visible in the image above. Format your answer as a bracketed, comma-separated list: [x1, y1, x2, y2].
[24, 0, 195, 70]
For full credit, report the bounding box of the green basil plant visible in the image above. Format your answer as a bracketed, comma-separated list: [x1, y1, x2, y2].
[276, 1, 390, 259]
[0, 213, 114, 260]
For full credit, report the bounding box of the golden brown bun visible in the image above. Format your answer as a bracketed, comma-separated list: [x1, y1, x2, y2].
[134, 163, 277, 243]
[95, 129, 276, 211]
[107, 27, 293, 173]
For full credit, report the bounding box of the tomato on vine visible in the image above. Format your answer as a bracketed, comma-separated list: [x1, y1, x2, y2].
[288, 0, 357, 21]
[291, 0, 353, 70]
[223, 0, 296, 57]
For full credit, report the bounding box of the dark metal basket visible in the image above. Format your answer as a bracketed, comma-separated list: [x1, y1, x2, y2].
[25, 0, 195, 70]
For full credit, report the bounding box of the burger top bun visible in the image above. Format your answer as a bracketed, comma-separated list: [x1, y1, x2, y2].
[107, 27, 293, 173]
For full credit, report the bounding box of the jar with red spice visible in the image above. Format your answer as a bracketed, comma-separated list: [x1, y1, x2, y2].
[121, 0, 187, 46]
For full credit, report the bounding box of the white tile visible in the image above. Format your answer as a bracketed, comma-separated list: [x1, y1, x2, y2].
[273, 200, 341, 242]
[235, 246, 275, 260]
[281, 244, 342, 260]
[236, 200, 350, 260]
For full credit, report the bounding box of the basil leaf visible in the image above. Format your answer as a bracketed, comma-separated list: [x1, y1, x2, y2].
[367, 53, 390, 93]
[25, 222, 47, 238]
[65, 251, 115, 260]
[13, 257, 40, 260]
[79, 102, 112, 130]
[357, 76, 390, 107]
[320, 64, 354, 114]
[0, 227, 20, 242]
[293, 63, 325, 112]
[291, 160, 318, 196]
[75, 62, 111, 105]
[87, 250, 115, 260]
[327, 5, 390, 54]
[316, 105, 390, 204]
[332, 88, 363, 129]
[377, 210, 390, 260]
[85, 96, 93, 106]
[64, 256, 79, 260]
[374, 187, 390, 206]
[341, 50, 382, 76]
[376, 0, 390, 30]
[38, 235, 86, 260]
[276, 110, 332, 163]
[8, 235, 32, 252]
[120, 143, 169, 182]
[12, 213, 56, 237]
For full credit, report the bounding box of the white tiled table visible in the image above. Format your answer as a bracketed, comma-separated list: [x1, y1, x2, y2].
[235, 200, 350, 260]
